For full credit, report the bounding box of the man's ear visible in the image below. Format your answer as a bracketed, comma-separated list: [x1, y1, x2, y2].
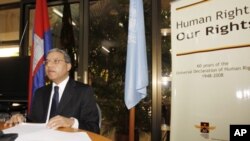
[67, 63, 72, 71]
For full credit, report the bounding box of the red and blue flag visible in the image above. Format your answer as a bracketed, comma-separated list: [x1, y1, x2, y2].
[28, 0, 52, 111]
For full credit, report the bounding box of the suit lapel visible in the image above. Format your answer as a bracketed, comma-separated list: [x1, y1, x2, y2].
[57, 79, 75, 113]
[44, 85, 52, 118]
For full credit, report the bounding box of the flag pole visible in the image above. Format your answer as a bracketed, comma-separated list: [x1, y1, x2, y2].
[126, 1, 148, 141]
[129, 107, 135, 141]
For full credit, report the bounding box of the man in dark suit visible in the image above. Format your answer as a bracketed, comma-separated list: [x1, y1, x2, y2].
[5, 48, 100, 134]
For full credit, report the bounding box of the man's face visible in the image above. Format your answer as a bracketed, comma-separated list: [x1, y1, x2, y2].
[45, 51, 71, 84]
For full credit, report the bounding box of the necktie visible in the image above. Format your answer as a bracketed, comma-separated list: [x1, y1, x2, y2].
[49, 86, 59, 119]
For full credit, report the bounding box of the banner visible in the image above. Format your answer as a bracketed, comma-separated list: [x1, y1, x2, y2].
[28, 0, 52, 111]
[171, 0, 250, 140]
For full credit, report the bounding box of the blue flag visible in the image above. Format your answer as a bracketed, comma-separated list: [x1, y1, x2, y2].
[125, 0, 148, 109]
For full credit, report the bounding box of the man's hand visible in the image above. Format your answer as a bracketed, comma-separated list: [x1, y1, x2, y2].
[46, 115, 74, 129]
[4, 114, 25, 127]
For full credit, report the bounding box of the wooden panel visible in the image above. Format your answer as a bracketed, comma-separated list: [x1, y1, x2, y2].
[0, 8, 19, 41]
[0, 0, 20, 5]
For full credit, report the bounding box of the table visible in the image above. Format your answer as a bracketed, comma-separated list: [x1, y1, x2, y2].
[0, 122, 111, 141]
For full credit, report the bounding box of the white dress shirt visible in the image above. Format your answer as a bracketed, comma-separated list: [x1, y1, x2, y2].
[46, 76, 79, 128]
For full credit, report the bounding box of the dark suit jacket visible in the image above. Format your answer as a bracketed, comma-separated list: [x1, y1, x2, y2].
[27, 78, 100, 134]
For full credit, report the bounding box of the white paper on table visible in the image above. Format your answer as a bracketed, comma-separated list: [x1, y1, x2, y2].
[3, 123, 91, 141]
[3, 123, 47, 135]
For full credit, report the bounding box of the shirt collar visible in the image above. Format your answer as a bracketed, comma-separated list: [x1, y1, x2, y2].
[52, 76, 69, 90]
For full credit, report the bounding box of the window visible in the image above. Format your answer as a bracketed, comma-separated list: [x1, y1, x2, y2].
[88, 0, 152, 140]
